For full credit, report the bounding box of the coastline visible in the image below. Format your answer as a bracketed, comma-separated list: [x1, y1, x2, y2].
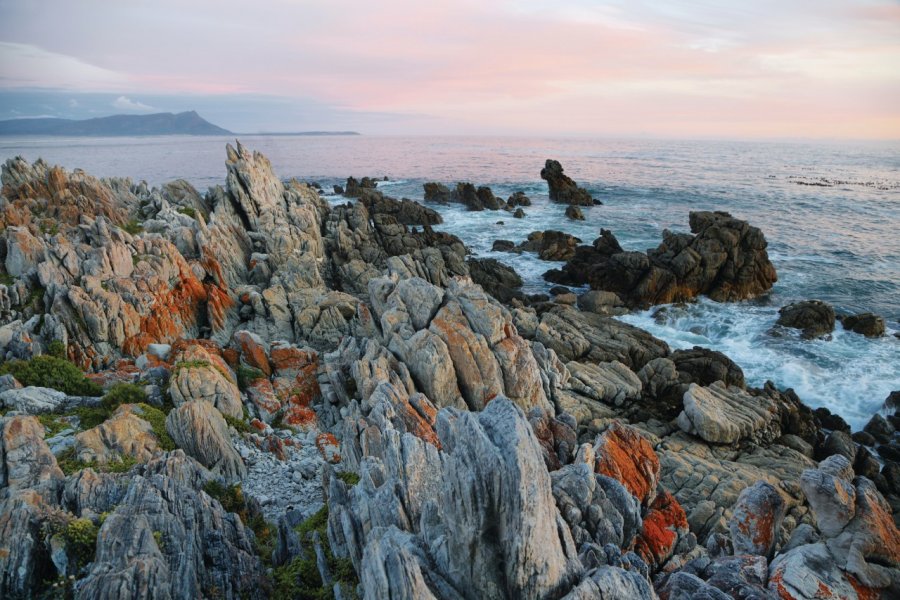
[0, 142, 897, 598]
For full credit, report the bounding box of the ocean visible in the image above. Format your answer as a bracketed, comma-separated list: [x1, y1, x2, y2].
[1, 134, 898, 429]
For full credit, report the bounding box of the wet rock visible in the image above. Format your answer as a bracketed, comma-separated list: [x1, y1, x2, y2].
[507, 191, 531, 207]
[565, 205, 585, 220]
[466, 257, 524, 303]
[864, 414, 894, 443]
[728, 481, 785, 558]
[670, 347, 745, 389]
[841, 312, 886, 338]
[677, 382, 779, 445]
[344, 176, 378, 197]
[165, 401, 246, 482]
[776, 300, 835, 339]
[547, 213, 777, 307]
[540, 159, 597, 206]
[359, 191, 443, 226]
[423, 182, 451, 203]
[513, 208, 525, 218]
[517, 230, 582, 261]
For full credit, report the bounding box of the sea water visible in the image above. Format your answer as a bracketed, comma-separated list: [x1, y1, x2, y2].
[1, 134, 898, 428]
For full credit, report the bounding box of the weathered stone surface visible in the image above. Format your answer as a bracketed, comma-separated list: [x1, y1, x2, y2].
[328, 398, 583, 599]
[169, 343, 243, 419]
[677, 382, 779, 445]
[561, 566, 656, 599]
[728, 481, 786, 559]
[74, 403, 162, 466]
[776, 300, 835, 339]
[77, 451, 264, 600]
[1, 414, 63, 493]
[165, 401, 246, 482]
[552, 462, 642, 549]
[529, 305, 669, 370]
[567, 361, 642, 407]
[593, 422, 659, 506]
[0, 385, 73, 414]
[767, 543, 861, 600]
[466, 257, 523, 303]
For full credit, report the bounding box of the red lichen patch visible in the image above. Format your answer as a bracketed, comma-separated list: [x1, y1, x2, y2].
[847, 575, 881, 600]
[316, 432, 341, 463]
[283, 405, 318, 431]
[205, 283, 234, 333]
[253, 434, 286, 461]
[233, 331, 272, 377]
[122, 268, 208, 356]
[593, 422, 660, 505]
[394, 396, 441, 449]
[767, 571, 798, 600]
[222, 348, 240, 369]
[246, 378, 281, 420]
[270, 346, 318, 379]
[170, 338, 223, 357]
[633, 490, 688, 567]
[250, 419, 267, 432]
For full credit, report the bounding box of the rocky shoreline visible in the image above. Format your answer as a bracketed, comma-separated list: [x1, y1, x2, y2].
[0, 143, 898, 599]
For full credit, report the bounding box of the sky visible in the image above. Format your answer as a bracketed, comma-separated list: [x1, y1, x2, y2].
[0, 0, 898, 139]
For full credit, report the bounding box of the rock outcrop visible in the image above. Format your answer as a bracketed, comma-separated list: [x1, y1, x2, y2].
[546, 213, 777, 307]
[776, 300, 836, 339]
[540, 160, 597, 206]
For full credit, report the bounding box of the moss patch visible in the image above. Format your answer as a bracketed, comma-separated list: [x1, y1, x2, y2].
[335, 472, 360, 487]
[56, 447, 137, 476]
[135, 403, 176, 451]
[176, 206, 197, 219]
[123, 219, 144, 235]
[236, 364, 266, 391]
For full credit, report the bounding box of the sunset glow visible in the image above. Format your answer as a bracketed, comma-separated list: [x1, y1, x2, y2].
[1, 0, 898, 138]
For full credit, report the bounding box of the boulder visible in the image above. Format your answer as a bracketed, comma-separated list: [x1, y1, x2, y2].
[776, 300, 835, 339]
[841, 312, 886, 338]
[727, 481, 785, 558]
[565, 205, 585, 221]
[466, 257, 524, 303]
[74, 404, 162, 466]
[165, 401, 246, 482]
[423, 182, 451, 203]
[677, 382, 779, 445]
[567, 361, 642, 407]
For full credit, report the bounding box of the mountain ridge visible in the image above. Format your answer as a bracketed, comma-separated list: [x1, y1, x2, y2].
[0, 110, 232, 136]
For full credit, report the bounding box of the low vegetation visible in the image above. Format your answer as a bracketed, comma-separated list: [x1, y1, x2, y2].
[0, 355, 102, 396]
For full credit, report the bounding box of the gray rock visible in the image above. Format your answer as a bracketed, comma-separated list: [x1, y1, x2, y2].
[77, 451, 264, 600]
[660, 572, 731, 600]
[566, 361, 642, 407]
[677, 382, 779, 445]
[561, 566, 656, 599]
[165, 401, 246, 482]
[0, 386, 70, 414]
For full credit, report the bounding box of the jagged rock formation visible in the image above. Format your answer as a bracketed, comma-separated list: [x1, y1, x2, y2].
[546, 213, 778, 308]
[540, 160, 597, 206]
[1, 144, 898, 600]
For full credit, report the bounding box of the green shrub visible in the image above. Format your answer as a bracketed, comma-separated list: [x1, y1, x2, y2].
[0, 272, 15, 286]
[46, 340, 66, 359]
[64, 518, 99, 568]
[136, 403, 176, 451]
[0, 355, 102, 396]
[223, 413, 250, 433]
[123, 219, 144, 235]
[37, 414, 70, 438]
[272, 505, 359, 599]
[153, 530, 166, 552]
[56, 447, 137, 475]
[335, 471, 360, 487]
[176, 206, 197, 219]
[101, 383, 148, 412]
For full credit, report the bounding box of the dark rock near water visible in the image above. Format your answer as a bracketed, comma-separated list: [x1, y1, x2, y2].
[513, 208, 525, 218]
[516, 230, 582, 261]
[423, 182, 451, 203]
[777, 300, 836, 339]
[466, 257, 524, 303]
[344, 176, 378, 197]
[841, 312, 886, 338]
[540, 159, 598, 206]
[507, 191, 531, 207]
[546, 212, 777, 308]
[565, 205, 585, 220]
[358, 190, 442, 226]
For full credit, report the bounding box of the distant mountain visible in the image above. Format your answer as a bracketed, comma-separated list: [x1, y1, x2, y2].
[0, 111, 232, 136]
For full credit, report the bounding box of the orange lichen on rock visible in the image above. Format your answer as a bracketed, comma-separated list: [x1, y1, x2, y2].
[282, 405, 318, 431]
[233, 331, 272, 377]
[847, 575, 881, 600]
[316, 432, 341, 463]
[633, 490, 688, 567]
[593, 422, 660, 505]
